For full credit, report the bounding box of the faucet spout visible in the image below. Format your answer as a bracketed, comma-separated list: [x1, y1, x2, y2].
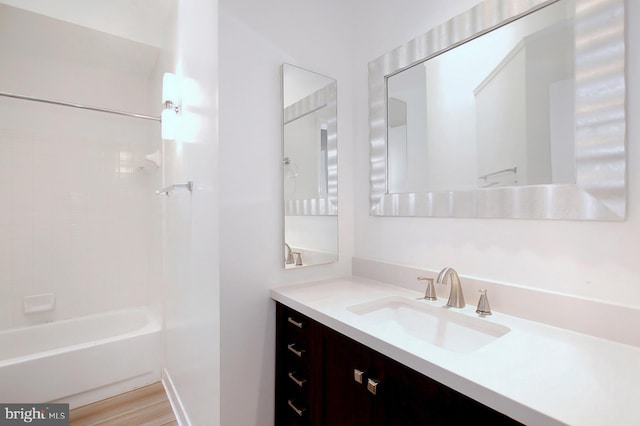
[284, 243, 295, 265]
[436, 267, 465, 308]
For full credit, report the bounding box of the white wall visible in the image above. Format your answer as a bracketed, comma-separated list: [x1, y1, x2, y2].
[283, 113, 321, 200]
[387, 65, 429, 193]
[161, 0, 220, 424]
[0, 5, 162, 329]
[475, 48, 527, 184]
[353, 0, 640, 307]
[219, 0, 354, 424]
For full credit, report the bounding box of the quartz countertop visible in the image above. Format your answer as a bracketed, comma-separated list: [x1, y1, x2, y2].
[270, 276, 640, 426]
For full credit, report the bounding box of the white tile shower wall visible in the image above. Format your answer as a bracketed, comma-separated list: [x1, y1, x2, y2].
[0, 125, 161, 329]
[0, 12, 163, 329]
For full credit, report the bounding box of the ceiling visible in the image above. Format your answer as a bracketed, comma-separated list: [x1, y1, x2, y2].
[0, 0, 175, 47]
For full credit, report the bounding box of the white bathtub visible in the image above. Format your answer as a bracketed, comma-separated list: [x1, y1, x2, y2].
[0, 307, 161, 408]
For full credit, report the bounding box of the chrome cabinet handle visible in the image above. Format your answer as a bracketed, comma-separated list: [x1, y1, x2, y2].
[367, 378, 380, 395]
[287, 343, 305, 358]
[287, 399, 306, 417]
[288, 371, 307, 387]
[354, 369, 365, 384]
[287, 316, 304, 329]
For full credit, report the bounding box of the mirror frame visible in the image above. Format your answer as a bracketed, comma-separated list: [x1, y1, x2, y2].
[368, 0, 626, 220]
[283, 65, 338, 216]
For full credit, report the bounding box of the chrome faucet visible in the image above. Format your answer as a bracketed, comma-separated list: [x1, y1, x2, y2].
[436, 267, 465, 308]
[284, 243, 295, 265]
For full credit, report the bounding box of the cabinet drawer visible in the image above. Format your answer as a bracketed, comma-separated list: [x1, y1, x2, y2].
[286, 370, 309, 391]
[283, 398, 310, 426]
[285, 311, 309, 331]
[284, 312, 313, 347]
[286, 341, 308, 359]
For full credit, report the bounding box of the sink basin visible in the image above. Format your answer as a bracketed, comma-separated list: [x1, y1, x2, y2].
[347, 296, 510, 353]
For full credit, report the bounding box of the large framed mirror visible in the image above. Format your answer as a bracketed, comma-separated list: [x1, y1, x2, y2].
[369, 0, 626, 220]
[282, 64, 338, 268]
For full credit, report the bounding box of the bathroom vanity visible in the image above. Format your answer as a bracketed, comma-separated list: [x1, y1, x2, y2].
[271, 276, 640, 425]
[275, 301, 519, 425]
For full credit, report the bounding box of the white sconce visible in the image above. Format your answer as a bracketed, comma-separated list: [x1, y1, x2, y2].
[162, 72, 181, 140]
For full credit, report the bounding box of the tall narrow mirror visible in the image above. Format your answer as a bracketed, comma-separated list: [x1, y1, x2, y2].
[282, 64, 338, 268]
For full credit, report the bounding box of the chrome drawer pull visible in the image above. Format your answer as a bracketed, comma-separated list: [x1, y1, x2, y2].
[288, 372, 307, 387]
[287, 343, 306, 357]
[354, 369, 365, 384]
[287, 399, 306, 417]
[287, 316, 304, 328]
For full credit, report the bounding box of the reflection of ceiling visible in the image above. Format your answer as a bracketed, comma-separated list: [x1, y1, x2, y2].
[284, 65, 334, 107]
[0, 0, 175, 47]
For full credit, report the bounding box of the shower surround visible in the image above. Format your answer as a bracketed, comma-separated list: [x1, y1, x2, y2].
[0, 3, 166, 408]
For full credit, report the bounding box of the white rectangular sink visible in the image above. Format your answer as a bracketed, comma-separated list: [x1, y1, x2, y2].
[348, 296, 510, 353]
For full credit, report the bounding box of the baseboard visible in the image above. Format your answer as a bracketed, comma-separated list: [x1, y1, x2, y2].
[162, 368, 191, 426]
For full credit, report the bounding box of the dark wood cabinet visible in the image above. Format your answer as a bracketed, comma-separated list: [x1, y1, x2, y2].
[382, 356, 453, 425]
[275, 302, 521, 426]
[320, 326, 385, 426]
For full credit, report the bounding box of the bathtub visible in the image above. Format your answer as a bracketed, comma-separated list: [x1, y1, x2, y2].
[0, 307, 161, 408]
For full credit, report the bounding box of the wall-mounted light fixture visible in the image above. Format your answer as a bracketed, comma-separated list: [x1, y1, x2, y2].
[161, 72, 181, 140]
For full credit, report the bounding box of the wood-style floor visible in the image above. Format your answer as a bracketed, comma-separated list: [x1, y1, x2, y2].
[69, 382, 177, 426]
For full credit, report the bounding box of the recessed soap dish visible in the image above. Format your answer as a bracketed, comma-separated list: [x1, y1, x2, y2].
[24, 293, 55, 314]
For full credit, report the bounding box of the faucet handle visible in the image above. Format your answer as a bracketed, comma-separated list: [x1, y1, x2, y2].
[476, 289, 492, 316]
[417, 276, 437, 300]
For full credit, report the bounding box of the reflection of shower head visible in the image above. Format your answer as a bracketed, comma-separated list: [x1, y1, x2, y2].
[145, 150, 161, 168]
[137, 149, 161, 174]
[284, 161, 299, 179]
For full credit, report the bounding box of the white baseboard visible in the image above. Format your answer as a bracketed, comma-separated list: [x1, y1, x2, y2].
[162, 368, 191, 426]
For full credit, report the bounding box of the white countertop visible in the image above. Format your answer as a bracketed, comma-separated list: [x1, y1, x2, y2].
[271, 276, 640, 426]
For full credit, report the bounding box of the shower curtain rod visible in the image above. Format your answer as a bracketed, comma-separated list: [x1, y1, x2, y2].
[0, 91, 161, 122]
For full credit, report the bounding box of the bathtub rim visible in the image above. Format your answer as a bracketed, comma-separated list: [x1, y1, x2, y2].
[0, 306, 160, 367]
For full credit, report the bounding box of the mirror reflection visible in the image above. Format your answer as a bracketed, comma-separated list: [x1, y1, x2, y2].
[282, 64, 338, 268]
[387, 0, 575, 193]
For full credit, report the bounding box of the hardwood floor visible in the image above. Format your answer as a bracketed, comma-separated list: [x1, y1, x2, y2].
[69, 382, 177, 426]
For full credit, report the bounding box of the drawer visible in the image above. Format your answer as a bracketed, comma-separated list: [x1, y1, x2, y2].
[283, 369, 310, 405]
[285, 341, 309, 360]
[283, 312, 312, 346]
[285, 370, 309, 391]
[285, 311, 309, 333]
[282, 398, 310, 426]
